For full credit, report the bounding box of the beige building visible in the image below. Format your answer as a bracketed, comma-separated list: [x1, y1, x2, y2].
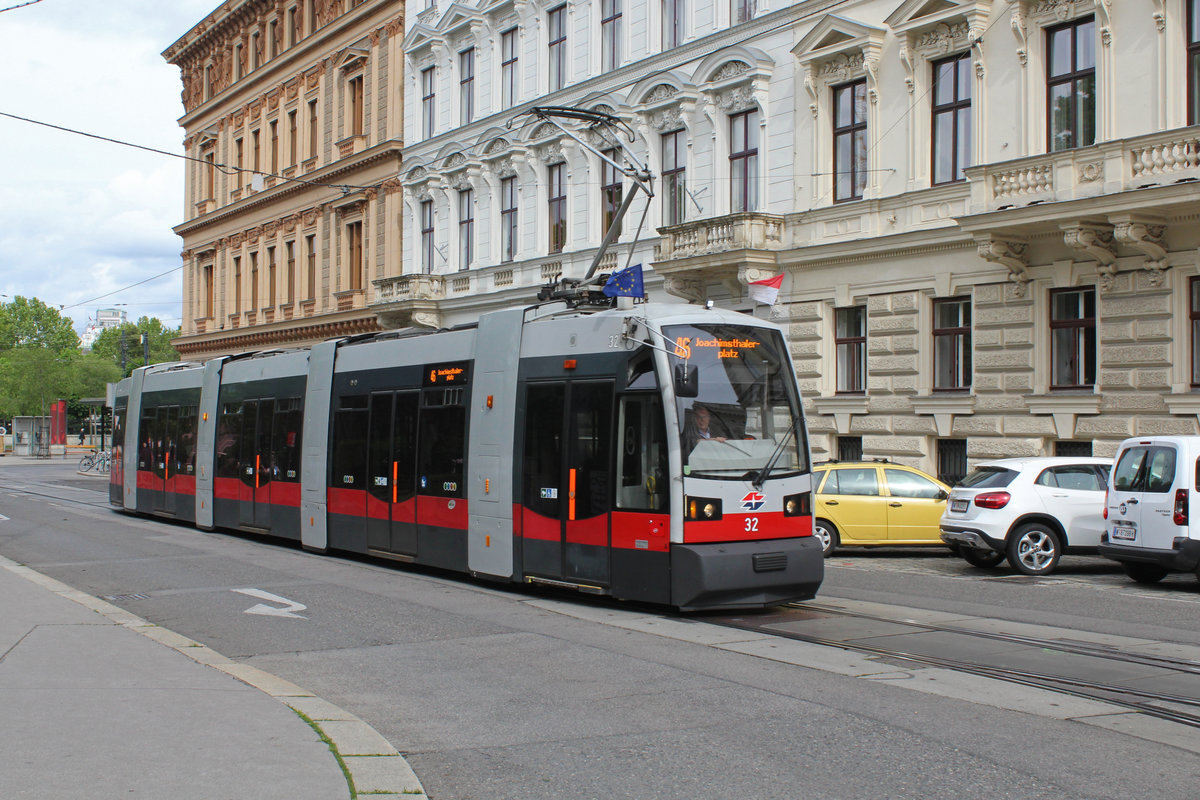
[165, 0, 404, 360]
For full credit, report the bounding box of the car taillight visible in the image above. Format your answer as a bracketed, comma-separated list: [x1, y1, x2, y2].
[974, 491, 1011, 510]
[1103, 489, 1108, 520]
[1174, 489, 1189, 526]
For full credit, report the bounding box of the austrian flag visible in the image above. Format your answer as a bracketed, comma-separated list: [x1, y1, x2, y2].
[748, 273, 784, 306]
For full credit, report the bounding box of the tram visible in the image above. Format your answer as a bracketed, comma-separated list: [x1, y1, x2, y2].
[110, 299, 822, 610]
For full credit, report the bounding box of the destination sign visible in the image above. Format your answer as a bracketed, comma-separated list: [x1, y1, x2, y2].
[673, 336, 761, 360]
[424, 361, 469, 386]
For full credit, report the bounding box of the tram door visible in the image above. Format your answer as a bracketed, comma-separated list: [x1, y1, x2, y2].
[140, 405, 179, 515]
[366, 392, 419, 556]
[238, 399, 275, 529]
[522, 381, 613, 584]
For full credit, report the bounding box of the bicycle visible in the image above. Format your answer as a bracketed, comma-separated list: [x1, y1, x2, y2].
[79, 450, 111, 473]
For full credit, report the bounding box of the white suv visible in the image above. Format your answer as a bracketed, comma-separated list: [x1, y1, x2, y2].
[939, 457, 1112, 575]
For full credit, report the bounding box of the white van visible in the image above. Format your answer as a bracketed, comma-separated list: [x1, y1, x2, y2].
[1100, 436, 1200, 585]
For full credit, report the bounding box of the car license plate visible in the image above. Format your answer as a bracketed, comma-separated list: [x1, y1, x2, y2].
[950, 499, 968, 513]
[1111, 523, 1136, 541]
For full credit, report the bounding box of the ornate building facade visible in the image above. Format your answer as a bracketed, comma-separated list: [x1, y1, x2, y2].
[382, 0, 1200, 480]
[166, 0, 405, 359]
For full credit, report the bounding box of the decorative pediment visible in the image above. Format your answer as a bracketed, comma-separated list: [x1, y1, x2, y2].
[885, 0, 992, 37]
[483, 136, 511, 156]
[338, 43, 370, 72]
[438, 3, 485, 37]
[793, 15, 886, 68]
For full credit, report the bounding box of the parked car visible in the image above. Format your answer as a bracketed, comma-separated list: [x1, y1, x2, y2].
[940, 457, 1112, 575]
[1100, 436, 1200, 585]
[812, 461, 950, 556]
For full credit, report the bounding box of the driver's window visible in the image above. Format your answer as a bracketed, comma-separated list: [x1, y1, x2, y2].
[617, 395, 667, 511]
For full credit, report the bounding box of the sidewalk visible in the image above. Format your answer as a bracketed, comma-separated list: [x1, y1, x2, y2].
[0, 556, 425, 799]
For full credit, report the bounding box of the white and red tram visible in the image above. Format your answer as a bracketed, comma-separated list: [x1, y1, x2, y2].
[110, 301, 822, 610]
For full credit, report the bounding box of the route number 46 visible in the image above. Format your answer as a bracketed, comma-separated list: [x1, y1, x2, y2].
[744, 517, 759, 532]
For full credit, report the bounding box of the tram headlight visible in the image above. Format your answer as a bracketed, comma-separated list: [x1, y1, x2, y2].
[783, 492, 810, 517]
[686, 497, 722, 521]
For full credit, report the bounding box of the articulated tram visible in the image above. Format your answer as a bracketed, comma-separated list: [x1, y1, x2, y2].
[110, 300, 822, 610]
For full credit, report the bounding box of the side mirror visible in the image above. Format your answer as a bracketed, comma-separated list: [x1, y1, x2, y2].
[936, 489, 948, 501]
[674, 363, 698, 398]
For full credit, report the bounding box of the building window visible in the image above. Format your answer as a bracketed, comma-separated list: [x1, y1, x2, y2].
[289, 6, 300, 46]
[601, 148, 623, 238]
[833, 79, 867, 202]
[202, 264, 214, 318]
[1049, 287, 1096, 389]
[420, 200, 435, 274]
[835, 305, 866, 393]
[234, 256, 243, 312]
[347, 221, 363, 291]
[287, 110, 298, 166]
[1191, 277, 1200, 386]
[305, 234, 317, 301]
[1190, 1, 1200, 124]
[729, 109, 759, 213]
[235, 137, 245, 188]
[501, 29, 519, 109]
[252, 128, 261, 174]
[269, 20, 279, 59]
[933, 297, 972, 391]
[1047, 16, 1096, 152]
[267, 246, 277, 308]
[663, 0, 682, 49]
[269, 120, 279, 173]
[251, 32, 261, 70]
[661, 129, 686, 226]
[458, 188, 474, 270]
[285, 241, 296, 304]
[601, 0, 621, 72]
[1055, 440, 1093, 457]
[501, 176, 518, 263]
[733, 0, 756, 24]
[932, 52, 971, 184]
[308, 99, 319, 163]
[937, 438, 967, 485]
[348, 75, 364, 137]
[250, 252, 259, 310]
[459, 48, 475, 124]
[548, 5, 567, 92]
[548, 162, 566, 254]
[837, 435, 862, 462]
[421, 67, 436, 138]
[203, 148, 216, 199]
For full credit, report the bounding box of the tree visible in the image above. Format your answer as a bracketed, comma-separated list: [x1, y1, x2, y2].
[91, 317, 181, 377]
[0, 296, 78, 354]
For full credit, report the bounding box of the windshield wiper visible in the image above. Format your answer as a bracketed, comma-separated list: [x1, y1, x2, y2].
[751, 420, 799, 490]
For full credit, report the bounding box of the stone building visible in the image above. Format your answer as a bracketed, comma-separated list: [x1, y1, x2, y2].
[384, 0, 1200, 481]
[165, 0, 405, 360]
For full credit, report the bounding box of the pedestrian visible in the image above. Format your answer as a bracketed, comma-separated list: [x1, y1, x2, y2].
[78, 429, 85, 446]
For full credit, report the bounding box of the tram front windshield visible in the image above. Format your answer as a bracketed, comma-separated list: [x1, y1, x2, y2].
[665, 323, 807, 480]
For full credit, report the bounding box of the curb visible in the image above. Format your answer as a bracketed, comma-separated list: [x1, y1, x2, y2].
[0, 556, 427, 799]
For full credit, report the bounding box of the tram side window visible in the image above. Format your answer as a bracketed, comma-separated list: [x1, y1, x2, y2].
[112, 404, 126, 450]
[617, 395, 667, 512]
[271, 397, 303, 482]
[178, 406, 198, 475]
[332, 395, 368, 488]
[216, 403, 242, 479]
[139, 408, 158, 470]
[418, 402, 465, 498]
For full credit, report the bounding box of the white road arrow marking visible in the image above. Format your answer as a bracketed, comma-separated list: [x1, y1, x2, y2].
[0, 513, 8, 521]
[233, 587, 308, 619]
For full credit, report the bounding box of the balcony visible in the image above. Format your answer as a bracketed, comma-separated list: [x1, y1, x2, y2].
[372, 274, 445, 330]
[965, 127, 1200, 214]
[337, 135, 367, 159]
[656, 212, 785, 261]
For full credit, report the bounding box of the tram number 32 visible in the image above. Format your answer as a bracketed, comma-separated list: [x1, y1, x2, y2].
[745, 517, 759, 532]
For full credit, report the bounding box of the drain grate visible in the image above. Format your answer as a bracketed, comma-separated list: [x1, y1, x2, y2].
[103, 593, 150, 602]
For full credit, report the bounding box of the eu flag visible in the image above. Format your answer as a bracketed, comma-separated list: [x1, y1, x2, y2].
[602, 264, 644, 298]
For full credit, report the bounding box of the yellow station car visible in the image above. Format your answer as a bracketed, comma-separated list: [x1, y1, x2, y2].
[813, 461, 951, 556]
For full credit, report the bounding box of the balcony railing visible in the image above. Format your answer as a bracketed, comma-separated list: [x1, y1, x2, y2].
[965, 127, 1200, 213]
[656, 212, 785, 260]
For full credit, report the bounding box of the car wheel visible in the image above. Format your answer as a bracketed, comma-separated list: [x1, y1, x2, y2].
[1122, 563, 1168, 584]
[1006, 523, 1062, 576]
[814, 519, 839, 557]
[961, 548, 1004, 568]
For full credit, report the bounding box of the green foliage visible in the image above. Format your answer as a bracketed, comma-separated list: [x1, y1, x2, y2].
[91, 317, 181, 377]
[0, 299, 170, 418]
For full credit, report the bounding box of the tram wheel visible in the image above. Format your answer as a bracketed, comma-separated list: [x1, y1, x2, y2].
[814, 519, 839, 557]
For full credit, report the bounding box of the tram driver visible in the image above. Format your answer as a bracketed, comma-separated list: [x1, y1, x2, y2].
[684, 404, 727, 457]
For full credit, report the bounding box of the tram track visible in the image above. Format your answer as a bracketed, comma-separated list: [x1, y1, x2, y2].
[711, 602, 1200, 730]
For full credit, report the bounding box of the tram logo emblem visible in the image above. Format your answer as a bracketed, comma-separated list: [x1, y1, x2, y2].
[741, 491, 766, 511]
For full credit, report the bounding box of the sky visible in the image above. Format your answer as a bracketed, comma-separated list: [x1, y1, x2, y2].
[0, 0, 221, 335]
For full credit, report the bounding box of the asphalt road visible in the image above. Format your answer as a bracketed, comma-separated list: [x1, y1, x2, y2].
[2, 460, 1198, 799]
